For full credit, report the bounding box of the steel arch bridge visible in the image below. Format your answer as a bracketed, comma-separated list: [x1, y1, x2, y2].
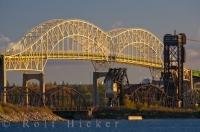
[4, 19, 163, 72]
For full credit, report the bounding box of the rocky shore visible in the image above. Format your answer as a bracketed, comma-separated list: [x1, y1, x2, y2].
[0, 103, 64, 122]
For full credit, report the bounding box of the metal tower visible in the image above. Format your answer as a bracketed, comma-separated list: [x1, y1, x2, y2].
[163, 33, 186, 107]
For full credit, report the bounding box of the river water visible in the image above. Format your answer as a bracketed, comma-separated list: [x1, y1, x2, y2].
[0, 119, 200, 132]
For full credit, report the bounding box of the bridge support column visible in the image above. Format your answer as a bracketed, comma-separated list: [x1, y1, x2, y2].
[23, 73, 45, 106]
[93, 72, 107, 107]
[41, 73, 45, 106]
[93, 73, 98, 107]
[0, 55, 7, 104]
[3, 69, 6, 104]
[22, 80, 29, 106]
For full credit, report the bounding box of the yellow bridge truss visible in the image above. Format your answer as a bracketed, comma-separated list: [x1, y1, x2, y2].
[4, 19, 163, 71]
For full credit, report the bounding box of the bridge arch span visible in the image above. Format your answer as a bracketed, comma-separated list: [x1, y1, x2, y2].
[5, 19, 112, 71]
[111, 28, 163, 67]
[5, 19, 163, 71]
[7, 19, 66, 55]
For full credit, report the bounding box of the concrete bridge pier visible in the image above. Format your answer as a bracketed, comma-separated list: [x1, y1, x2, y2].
[23, 73, 45, 106]
[0, 55, 7, 104]
[23, 81, 29, 106]
[93, 72, 107, 107]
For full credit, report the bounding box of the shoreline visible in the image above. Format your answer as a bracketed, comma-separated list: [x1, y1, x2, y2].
[92, 107, 200, 119]
[0, 103, 65, 122]
[1, 104, 200, 122]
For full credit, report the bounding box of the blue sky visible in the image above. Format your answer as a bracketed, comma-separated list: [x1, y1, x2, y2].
[0, 0, 200, 84]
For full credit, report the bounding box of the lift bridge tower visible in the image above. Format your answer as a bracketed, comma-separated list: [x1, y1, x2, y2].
[163, 32, 186, 107]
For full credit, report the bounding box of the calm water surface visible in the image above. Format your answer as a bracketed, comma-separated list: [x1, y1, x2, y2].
[1, 119, 200, 132]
